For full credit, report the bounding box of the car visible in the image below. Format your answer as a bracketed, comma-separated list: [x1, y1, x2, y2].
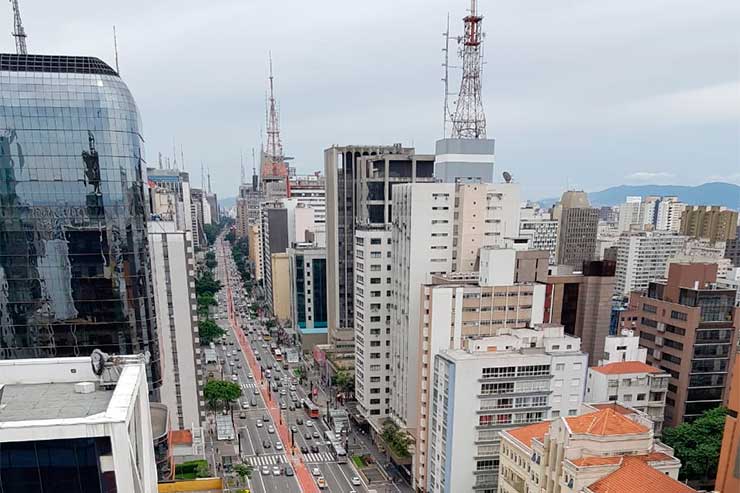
[289, 385, 296, 391]
[304, 432, 312, 440]
[261, 343, 268, 348]
[275, 442, 283, 451]
[312, 467, 321, 477]
[310, 444, 319, 453]
[250, 397, 257, 406]
[291, 425, 298, 433]
[312, 431, 320, 439]
[241, 402, 249, 409]
[285, 467, 294, 477]
[237, 364, 242, 369]
[247, 373, 253, 379]
[280, 389, 287, 396]
[263, 440, 271, 449]
[351, 477, 361, 486]
[236, 346, 241, 352]
[300, 445, 309, 453]
[256, 420, 263, 428]
[255, 354, 261, 361]
[262, 414, 270, 422]
[268, 425, 275, 434]
[253, 388, 260, 395]
[317, 477, 327, 489]
[261, 465, 270, 475]
[305, 420, 314, 427]
[272, 466, 281, 476]
[296, 418, 304, 425]
[231, 375, 238, 382]
[289, 404, 295, 411]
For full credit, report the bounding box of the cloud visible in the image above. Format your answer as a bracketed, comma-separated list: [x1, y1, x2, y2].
[706, 172, 740, 184]
[626, 172, 676, 183]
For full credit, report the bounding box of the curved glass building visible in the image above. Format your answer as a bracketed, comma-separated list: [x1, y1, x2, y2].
[0, 54, 161, 389]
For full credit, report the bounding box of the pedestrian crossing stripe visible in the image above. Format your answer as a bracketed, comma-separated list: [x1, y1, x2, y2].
[245, 454, 287, 466]
[240, 382, 258, 389]
[301, 452, 335, 463]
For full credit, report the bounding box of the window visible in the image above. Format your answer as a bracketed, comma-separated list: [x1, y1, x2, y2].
[642, 303, 657, 313]
[637, 393, 646, 401]
[555, 363, 565, 371]
[623, 394, 632, 402]
[670, 310, 688, 321]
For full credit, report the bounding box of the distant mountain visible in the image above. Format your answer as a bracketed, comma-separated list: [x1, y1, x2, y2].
[220, 196, 237, 209]
[539, 182, 740, 209]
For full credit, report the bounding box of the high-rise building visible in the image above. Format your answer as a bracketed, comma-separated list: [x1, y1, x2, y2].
[544, 261, 616, 366]
[289, 173, 326, 225]
[270, 252, 291, 323]
[555, 191, 599, 268]
[631, 262, 739, 426]
[617, 195, 686, 233]
[324, 144, 427, 347]
[287, 244, 328, 352]
[426, 325, 587, 493]
[148, 220, 204, 431]
[0, 54, 161, 389]
[499, 404, 695, 493]
[148, 168, 195, 234]
[614, 230, 686, 296]
[716, 358, 740, 493]
[519, 216, 558, 264]
[680, 205, 738, 242]
[190, 187, 207, 247]
[248, 223, 263, 282]
[389, 183, 521, 431]
[724, 227, 740, 266]
[655, 196, 686, 232]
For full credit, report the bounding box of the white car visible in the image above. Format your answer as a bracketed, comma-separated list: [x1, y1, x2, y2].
[268, 425, 275, 434]
[231, 375, 238, 382]
[272, 465, 281, 476]
[312, 467, 321, 477]
[305, 420, 314, 427]
[351, 477, 361, 486]
[261, 465, 270, 475]
[275, 442, 283, 451]
[256, 420, 263, 428]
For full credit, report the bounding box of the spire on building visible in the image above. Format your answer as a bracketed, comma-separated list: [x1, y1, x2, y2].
[261, 53, 289, 181]
[450, 0, 487, 139]
[10, 0, 27, 55]
[112, 25, 119, 73]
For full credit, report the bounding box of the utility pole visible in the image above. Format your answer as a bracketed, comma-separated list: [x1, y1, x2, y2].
[10, 0, 27, 55]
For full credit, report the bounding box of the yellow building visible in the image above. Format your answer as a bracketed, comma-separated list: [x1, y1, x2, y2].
[248, 223, 263, 282]
[271, 252, 291, 323]
[680, 205, 738, 242]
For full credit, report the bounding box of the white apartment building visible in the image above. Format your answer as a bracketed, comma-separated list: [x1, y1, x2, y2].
[614, 230, 686, 296]
[585, 361, 669, 435]
[499, 403, 692, 493]
[519, 217, 558, 264]
[617, 195, 687, 233]
[0, 355, 160, 492]
[599, 329, 647, 364]
[354, 226, 394, 419]
[617, 196, 644, 232]
[390, 182, 520, 433]
[426, 325, 587, 493]
[656, 196, 686, 232]
[290, 173, 326, 225]
[148, 220, 205, 431]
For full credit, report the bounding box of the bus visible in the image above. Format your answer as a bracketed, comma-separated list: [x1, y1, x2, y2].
[274, 348, 283, 361]
[331, 441, 348, 464]
[303, 399, 320, 419]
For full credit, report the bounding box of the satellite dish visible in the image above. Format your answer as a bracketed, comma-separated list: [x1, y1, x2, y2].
[91, 349, 108, 376]
[503, 171, 512, 183]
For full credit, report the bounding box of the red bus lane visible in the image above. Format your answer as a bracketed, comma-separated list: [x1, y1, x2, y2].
[221, 246, 319, 493]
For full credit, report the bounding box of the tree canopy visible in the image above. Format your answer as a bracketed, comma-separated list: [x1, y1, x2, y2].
[334, 370, 355, 393]
[203, 379, 242, 410]
[662, 406, 728, 482]
[198, 319, 225, 345]
[195, 270, 222, 297]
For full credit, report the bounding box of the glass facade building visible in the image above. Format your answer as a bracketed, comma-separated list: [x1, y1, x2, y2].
[0, 54, 160, 388]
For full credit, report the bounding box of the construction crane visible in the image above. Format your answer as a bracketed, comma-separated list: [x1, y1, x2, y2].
[10, 0, 27, 55]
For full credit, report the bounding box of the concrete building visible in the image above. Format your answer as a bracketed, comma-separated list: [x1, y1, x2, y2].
[290, 173, 326, 225]
[716, 358, 740, 493]
[618, 196, 686, 233]
[520, 216, 559, 264]
[426, 325, 587, 493]
[0, 355, 161, 492]
[617, 196, 645, 232]
[544, 261, 616, 366]
[724, 227, 740, 266]
[614, 230, 686, 296]
[270, 252, 291, 323]
[656, 196, 686, 232]
[631, 262, 740, 426]
[248, 223, 263, 282]
[586, 361, 669, 435]
[390, 183, 521, 431]
[556, 191, 599, 268]
[148, 220, 205, 431]
[190, 188, 207, 247]
[324, 144, 422, 347]
[433, 137, 495, 184]
[599, 329, 647, 364]
[261, 201, 288, 313]
[680, 205, 738, 242]
[148, 169, 196, 235]
[288, 244, 329, 352]
[499, 404, 694, 493]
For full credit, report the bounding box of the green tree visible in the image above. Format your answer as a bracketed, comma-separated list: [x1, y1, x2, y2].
[662, 406, 728, 482]
[203, 224, 221, 245]
[334, 370, 355, 393]
[198, 319, 225, 345]
[203, 380, 242, 411]
[224, 230, 236, 243]
[196, 271, 222, 297]
[381, 421, 410, 458]
[233, 463, 253, 484]
[195, 461, 210, 478]
[197, 292, 217, 317]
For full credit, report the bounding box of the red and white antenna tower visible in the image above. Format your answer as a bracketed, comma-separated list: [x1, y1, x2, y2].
[450, 0, 486, 139]
[264, 53, 285, 170]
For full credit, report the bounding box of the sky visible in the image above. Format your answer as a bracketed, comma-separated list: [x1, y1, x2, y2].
[5, 0, 739, 200]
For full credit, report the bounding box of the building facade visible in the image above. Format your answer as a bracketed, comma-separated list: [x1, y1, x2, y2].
[680, 205, 738, 242]
[631, 262, 739, 426]
[0, 54, 161, 389]
[614, 230, 686, 296]
[555, 191, 599, 268]
[520, 217, 558, 264]
[288, 244, 328, 352]
[716, 358, 740, 493]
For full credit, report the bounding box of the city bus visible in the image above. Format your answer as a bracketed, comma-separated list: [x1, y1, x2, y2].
[331, 441, 348, 464]
[303, 399, 320, 418]
[274, 348, 283, 361]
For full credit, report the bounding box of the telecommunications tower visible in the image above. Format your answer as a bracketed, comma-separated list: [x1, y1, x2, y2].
[450, 0, 486, 139]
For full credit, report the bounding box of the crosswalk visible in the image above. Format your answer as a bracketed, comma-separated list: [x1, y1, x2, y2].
[245, 454, 287, 466]
[240, 382, 258, 390]
[301, 452, 336, 463]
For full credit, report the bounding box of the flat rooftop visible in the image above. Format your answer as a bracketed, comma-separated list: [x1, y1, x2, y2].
[0, 382, 113, 422]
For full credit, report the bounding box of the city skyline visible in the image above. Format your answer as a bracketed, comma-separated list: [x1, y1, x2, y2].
[4, 0, 738, 200]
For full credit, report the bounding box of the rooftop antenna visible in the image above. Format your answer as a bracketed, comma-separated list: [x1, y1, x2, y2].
[158, 152, 163, 169]
[450, 0, 487, 139]
[264, 52, 285, 175]
[240, 149, 246, 185]
[180, 145, 185, 172]
[200, 161, 206, 189]
[441, 13, 455, 138]
[207, 166, 212, 194]
[112, 25, 120, 73]
[172, 138, 177, 170]
[10, 0, 27, 55]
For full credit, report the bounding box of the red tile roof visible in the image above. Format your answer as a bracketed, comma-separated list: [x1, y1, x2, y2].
[565, 408, 649, 436]
[590, 402, 635, 415]
[506, 421, 550, 448]
[587, 457, 696, 493]
[592, 361, 663, 375]
[170, 429, 193, 445]
[570, 452, 676, 468]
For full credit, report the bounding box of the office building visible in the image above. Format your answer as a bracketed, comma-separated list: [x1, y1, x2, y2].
[632, 262, 739, 426]
[617, 196, 646, 232]
[680, 205, 738, 242]
[599, 329, 647, 364]
[499, 404, 694, 493]
[0, 355, 161, 492]
[716, 358, 740, 493]
[586, 361, 669, 435]
[618, 195, 687, 233]
[290, 172, 326, 225]
[271, 252, 291, 322]
[148, 168, 195, 235]
[0, 54, 161, 389]
[389, 183, 521, 431]
[614, 230, 686, 296]
[324, 144, 419, 347]
[288, 244, 328, 352]
[426, 325, 587, 493]
[190, 188, 207, 247]
[544, 261, 616, 366]
[555, 191, 599, 268]
[520, 216, 558, 264]
[724, 228, 740, 266]
[148, 220, 205, 431]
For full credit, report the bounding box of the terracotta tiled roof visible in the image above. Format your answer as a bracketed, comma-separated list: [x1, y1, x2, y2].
[590, 402, 634, 415]
[565, 408, 649, 436]
[506, 421, 551, 448]
[587, 457, 696, 493]
[592, 361, 663, 375]
[170, 429, 193, 445]
[570, 452, 677, 468]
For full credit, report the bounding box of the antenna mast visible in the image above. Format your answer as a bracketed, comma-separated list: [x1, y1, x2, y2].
[112, 25, 120, 73]
[10, 0, 27, 55]
[442, 13, 452, 138]
[450, 0, 487, 139]
[263, 52, 287, 178]
[240, 150, 246, 185]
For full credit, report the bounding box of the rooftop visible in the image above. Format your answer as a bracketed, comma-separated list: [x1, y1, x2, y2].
[570, 452, 675, 468]
[506, 421, 550, 448]
[586, 457, 695, 493]
[591, 361, 663, 375]
[0, 382, 113, 422]
[589, 402, 636, 416]
[565, 408, 649, 436]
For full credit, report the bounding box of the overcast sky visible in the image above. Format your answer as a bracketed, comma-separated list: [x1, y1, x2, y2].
[6, 0, 739, 200]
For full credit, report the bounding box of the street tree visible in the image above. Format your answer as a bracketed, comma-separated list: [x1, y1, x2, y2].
[233, 463, 253, 484]
[662, 406, 727, 483]
[203, 379, 242, 411]
[198, 319, 225, 345]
